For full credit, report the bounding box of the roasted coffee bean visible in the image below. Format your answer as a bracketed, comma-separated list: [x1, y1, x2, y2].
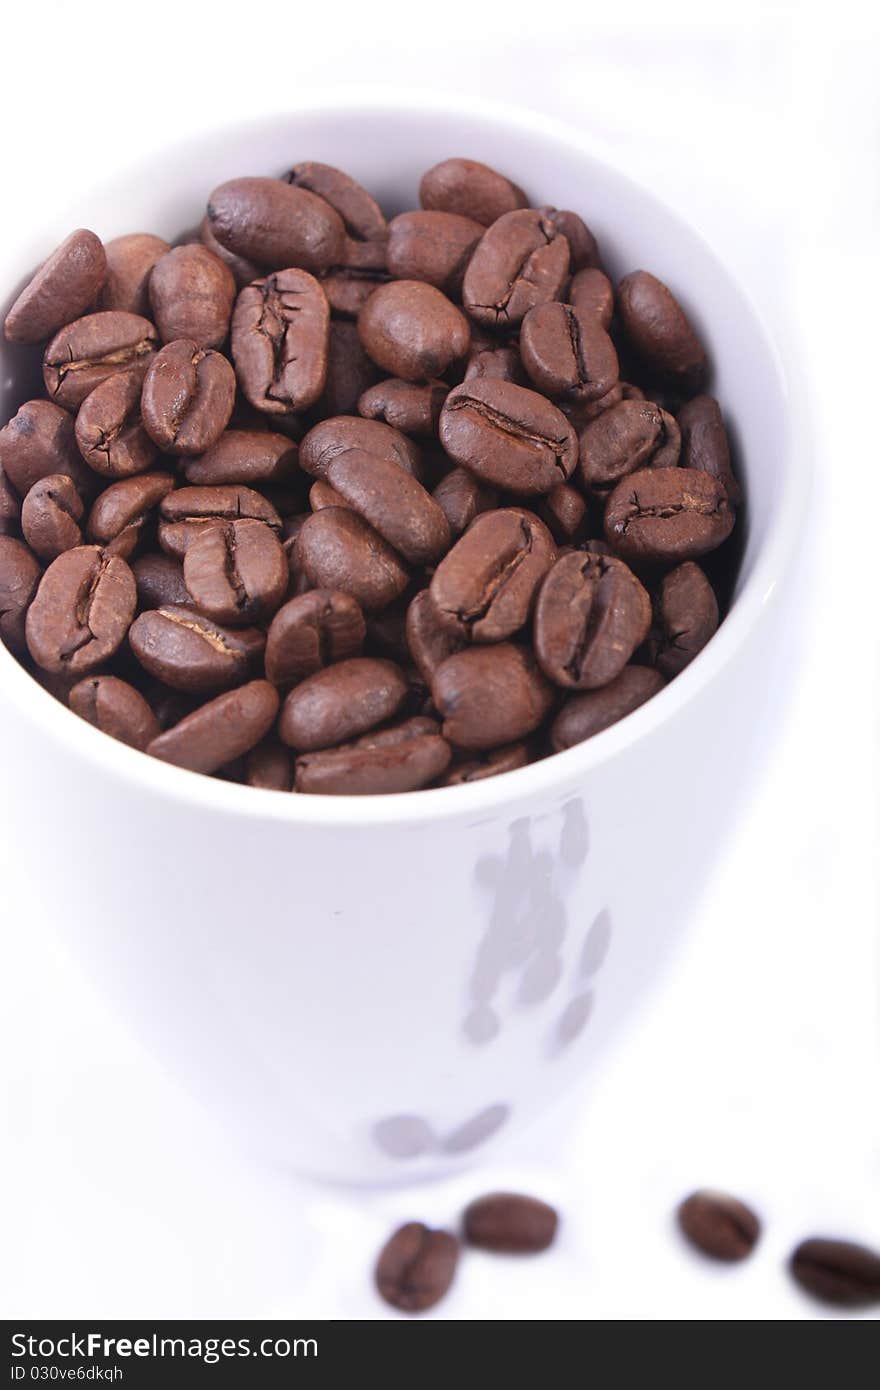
[405, 589, 466, 684]
[433, 643, 554, 750]
[375, 1220, 459, 1313]
[197, 214, 261, 289]
[420, 158, 527, 226]
[650, 562, 718, 677]
[432, 467, 498, 538]
[43, 312, 158, 411]
[386, 211, 483, 294]
[551, 664, 663, 750]
[545, 210, 598, 271]
[232, 269, 329, 414]
[789, 1238, 880, 1308]
[538, 483, 587, 543]
[87, 471, 175, 558]
[296, 508, 409, 612]
[325, 448, 450, 565]
[5, 230, 106, 345]
[300, 415, 422, 481]
[132, 551, 191, 610]
[677, 394, 741, 505]
[464, 345, 526, 385]
[0, 400, 93, 498]
[321, 267, 390, 318]
[0, 468, 18, 536]
[183, 430, 298, 487]
[439, 379, 578, 494]
[442, 742, 529, 785]
[183, 518, 287, 625]
[358, 379, 447, 436]
[265, 589, 365, 686]
[358, 280, 470, 382]
[206, 177, 346, 273]
[520, 301, 619, 403]
[677, 1191, 761, 1262]
[309, 480, 347, 511]
[463, 1193, 559, 1253]
[431, 508, 555, 642]
[147, 678, 279, 773]
[316, 320, 382, 418]
[148, 243, 236, 349]
[245, 737, 293, 790]
[129, 605, 264, 693]
[25, 545, 135, 675]
[285, 161, 387, 245]
[568, 267, 614, 327]
[617, 270, 707, 391]
[297, 717, 450, 796]
[279, 655, 407, 751]
[0, 536, 41, 652]
[99, 233, 170, 314]
[75, 369, 157, 478]
[534, 551, 651, 689]
[579, 399, 681, 496]
[462, 208, 570, 329]
[604, 466, 734, 563]
[157, 484, 281, 560]
[20, 474, 83, 560]
[68, 674, 160, 751]
[141, 339, 235, 454]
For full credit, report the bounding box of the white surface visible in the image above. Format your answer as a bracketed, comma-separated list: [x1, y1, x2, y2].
[1, 0, 878, 1320]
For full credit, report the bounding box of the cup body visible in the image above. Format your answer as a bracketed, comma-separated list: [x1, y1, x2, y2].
[0, 97, 800, 1182]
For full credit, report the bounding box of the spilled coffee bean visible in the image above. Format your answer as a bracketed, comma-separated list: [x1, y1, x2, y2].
[676, 1190, 761, 1262]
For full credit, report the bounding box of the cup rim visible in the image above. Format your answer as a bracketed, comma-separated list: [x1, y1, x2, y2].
[0, 89, 805, 828]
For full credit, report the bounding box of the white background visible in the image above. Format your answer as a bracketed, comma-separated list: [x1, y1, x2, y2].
[1, 0, 878, 1321]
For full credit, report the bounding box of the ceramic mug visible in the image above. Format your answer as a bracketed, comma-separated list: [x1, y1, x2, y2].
[0, 95, 803, 1183]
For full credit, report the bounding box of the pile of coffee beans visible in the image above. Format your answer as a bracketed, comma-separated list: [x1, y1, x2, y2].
[0, 156, 741, 794]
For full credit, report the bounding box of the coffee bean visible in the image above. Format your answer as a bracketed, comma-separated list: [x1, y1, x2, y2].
[232, 269, 329, 414]
[439, 379, 578, 494]
[433, 643, 554, 750]
[442, 742, 529, 785]
[432, 467, 498, 539]
[5, 230, 106, 344]
[296, 508, 409, 612]
[375, 1220, 459, 1313]
[147, 678, 279, 774]
[676, 1190, 761, 1262]
[265, 589, 365, 686]
[244, 737, 293, 791]
[551, 665, 664, 750]
[183, 430, 299, 487]
[0, 400, 93, 498]
[75, 369, 158, 479]
[789, 1237, 880, 1308]
[569, 267, 614, 328]
[183, 517, 287, 626]
[462, 208, 570, 329]
[69, 674, 160, 751]
[300, 415, 422, 481]
[520, 301, 619, 403]
[279, 655, 407, 751]
[129, 604, 264, 693]
[285, 161, 387, 245]
[534, 550, 651, 689]
[463, 1192, 559, 1253]
[537, 483, 587, 543]
[420, 158, 527, 226]
[309, 480, 347, 511]
[149, 243, 236, 349]
[617, 270, 707, 391]
[650, 562, 719, 677]
[545, 209, 599, 271]
[141, 339, 235, 455]
[0, 536, 42, 653]
[87, 471, 175, 558]
[297, 716, 450, 796]
[579, 399, 681, 496]
[386, 211, 483, 294]
[43, 312, 158, 412]
[464, 345, 526, 385]
[677, 394, 741, 505]
[0, 468, 18, 536]
[25, 545, 136, 675]
[405, 589, 466, 683]
[131, 552, 191, 610]
[206, 177, 346, 273]
[358, 280, 470, 383]
[431, 508, 555, 642]
[158, 484, 281, 560]
[98, 233, 170, 314]
[325, 448, 450, 565]
[20, 474, 83, 560]
[358, 379, 447, 436]
[197, 215, 261, 289]
[604, 466, 735, 563]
